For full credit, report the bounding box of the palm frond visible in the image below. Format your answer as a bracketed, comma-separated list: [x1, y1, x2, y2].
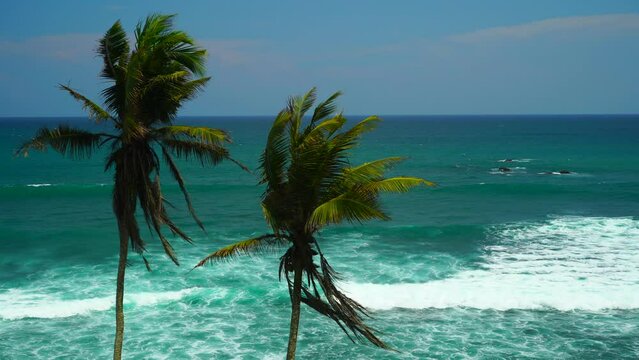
[306, 114, 347, 139]
[144, 70, 189, 89]
[194, 234, 286, 267]
[364, 177, 435, 193]
[16, 125, 108, 159]
[288, 87, 317, 120]
[161, 146, 204, 231]
[136, 14, 207, 76]
[340, 115, 380, 140]
[300, 253, 392, 350]
[260, 110, 292, 185]
[343, 157, 406, 183]
[161, 139, 229, 166]
[311, 91, 342, 123]
[288, 87, 317, 143]
[261, 204, 280, 233]
[325, 116, 381, 159]
[59, 85, 112, 123]
[307, 194, 389, 229]
[98, 20, 130, 81]
[155, 125, 230, 144]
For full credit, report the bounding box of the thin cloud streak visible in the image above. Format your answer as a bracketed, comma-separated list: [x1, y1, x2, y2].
[449, 13, 639, 43]
[0, 34, 100, 62]
[198, 39, 266, 66]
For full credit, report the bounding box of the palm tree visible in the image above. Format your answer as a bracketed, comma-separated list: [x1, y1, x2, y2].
[16, 14, 243, 360]
[196, 88, 434, 359]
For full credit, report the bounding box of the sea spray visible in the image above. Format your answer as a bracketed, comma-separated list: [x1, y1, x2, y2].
[343, 216, 639, 311]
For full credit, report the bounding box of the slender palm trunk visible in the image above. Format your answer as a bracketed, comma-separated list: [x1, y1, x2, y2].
[286, 265, 303, 360]
[113, 220, 129, 360]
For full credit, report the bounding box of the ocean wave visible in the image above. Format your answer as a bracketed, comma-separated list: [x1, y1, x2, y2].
[344, 216, 639, 311]
[1, 183, 110, 188]
[26, 183, 52, 187]
[0, 288, 198, 320]
[489, 167, 527, 175]
[497, 158, 534, 163]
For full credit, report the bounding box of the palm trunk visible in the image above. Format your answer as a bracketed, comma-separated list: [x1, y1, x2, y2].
[113, 220, 129, 360]
[286, 265, 303, 360]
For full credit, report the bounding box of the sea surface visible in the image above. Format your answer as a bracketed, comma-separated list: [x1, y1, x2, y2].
[1, 115, 638, 359]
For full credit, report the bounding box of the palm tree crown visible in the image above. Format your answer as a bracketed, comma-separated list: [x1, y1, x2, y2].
[197, 88, 434, 356]
[18, 14, 237, 265]
[17, 14, 242, 359]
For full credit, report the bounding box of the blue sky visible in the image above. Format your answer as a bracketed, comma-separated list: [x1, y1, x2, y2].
[1, 1, 638, 116]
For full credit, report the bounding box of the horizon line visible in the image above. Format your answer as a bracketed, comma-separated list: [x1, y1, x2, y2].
[1, 113, 638, 119]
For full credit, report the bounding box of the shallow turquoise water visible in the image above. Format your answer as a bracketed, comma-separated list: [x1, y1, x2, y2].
[1, 115, 638, 359]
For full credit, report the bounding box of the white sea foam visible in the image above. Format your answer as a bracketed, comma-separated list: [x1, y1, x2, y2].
[344, 216, 639, 311]
[21, 183, 108, 188]
[498, 158, 534, 163]
[0, 288, 197, 320]
[489, 166, 527, 175]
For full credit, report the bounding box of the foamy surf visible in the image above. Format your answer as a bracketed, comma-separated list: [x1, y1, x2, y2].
[497, 158, 534, 163]
[344, 216, 639, 311]
[0, 288, 198, 320]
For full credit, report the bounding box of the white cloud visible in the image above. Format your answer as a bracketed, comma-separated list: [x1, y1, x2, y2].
[0, 34, 100, 62]
[449, 13, 639, 43]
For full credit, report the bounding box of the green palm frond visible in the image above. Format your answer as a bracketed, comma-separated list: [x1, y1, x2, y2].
[261, 204, 281, 233]
[344, 157, 406, 182]
[260, 110, 292, 186]
[339, 115, 380, 141]
[120, 14, 210, 127]
[311, 91, 342, 123]
[174, 77, 210, 101]
[59, 85, 112, 123]
[306, 114, 347, 139]
[161, 138, 229, 166]
[288, 87, 317, 120]
[363, 176, 435, 193]
[98, 20, 130, 81]
[164, 41, 208, 77]
[144, 70, 189, 89]
[135, 14, 207, 76]
[160, 146, 204, 231]
[195, 234, 286, 267]
[155, 125, 229, 144]
[307, 194, 389, 229]
[146, 77, 211, 125]
[325, 115, 381, 158]
[16, 125, 109, 159]
[288, 87, 317, 143]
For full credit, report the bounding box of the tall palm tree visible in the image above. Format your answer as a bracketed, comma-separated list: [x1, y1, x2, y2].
[16, 14, 242, 360]
[196, 88, 434, 359]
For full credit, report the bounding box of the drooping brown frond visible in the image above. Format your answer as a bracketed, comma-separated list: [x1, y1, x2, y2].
[302, 250, 392, 350]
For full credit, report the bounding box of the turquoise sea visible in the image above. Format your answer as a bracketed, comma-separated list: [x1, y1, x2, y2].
[1, 115, 638, 359]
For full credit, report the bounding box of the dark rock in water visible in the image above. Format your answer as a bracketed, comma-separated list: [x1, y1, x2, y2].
[499, 167, 511, 172]
[504, 159, 513, 162]
[559, 170, 571, 174]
